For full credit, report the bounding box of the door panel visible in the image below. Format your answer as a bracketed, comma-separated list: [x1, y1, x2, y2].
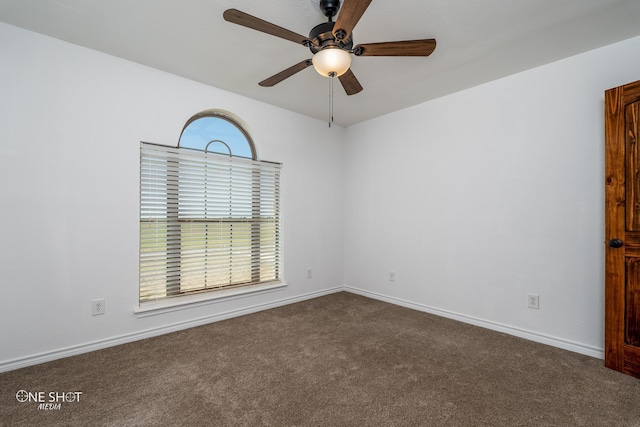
[626, 257, 640, 346]
[626, 102, 640, 230]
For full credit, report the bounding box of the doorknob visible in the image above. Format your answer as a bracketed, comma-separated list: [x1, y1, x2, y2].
[609, 239, 623, 248]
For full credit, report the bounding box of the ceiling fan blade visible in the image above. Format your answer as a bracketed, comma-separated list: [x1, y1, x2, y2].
[333, 0, 372, 42]
[259, 59, 313, 87]
[354, 39, 437, 56]
[338, 68, 363, 95]
[223, 9, 311, 46]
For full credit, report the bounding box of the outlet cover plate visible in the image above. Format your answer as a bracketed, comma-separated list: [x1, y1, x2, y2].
[92, 299, 105, 316]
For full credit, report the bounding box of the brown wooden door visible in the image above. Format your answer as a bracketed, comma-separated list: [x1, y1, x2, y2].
[605, 79, 640, 378]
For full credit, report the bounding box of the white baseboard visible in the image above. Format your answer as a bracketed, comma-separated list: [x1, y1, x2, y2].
[344, 286, 605, 360]
[0, 286, 343, 373]
[1, 285, 604, 372]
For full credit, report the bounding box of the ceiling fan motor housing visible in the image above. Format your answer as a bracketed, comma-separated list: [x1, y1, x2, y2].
[309, 21, 353, 54]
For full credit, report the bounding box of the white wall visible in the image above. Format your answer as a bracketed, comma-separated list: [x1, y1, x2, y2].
[0, 22, 344, 371]
[343, 35, 640, 358]
[3, 21, 640, 371]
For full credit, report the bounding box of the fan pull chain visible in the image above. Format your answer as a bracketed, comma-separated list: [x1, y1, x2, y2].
[328, 71, 336, 127]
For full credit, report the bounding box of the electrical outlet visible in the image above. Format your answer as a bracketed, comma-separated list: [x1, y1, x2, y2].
[389, 271, 395, 282]
[92, 299, 105, 316]
[527, 294, 539, 310]
[307, 268, 312, 279]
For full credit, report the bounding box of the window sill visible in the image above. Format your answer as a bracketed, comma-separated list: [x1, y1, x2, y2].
[134, 282, 288, 318]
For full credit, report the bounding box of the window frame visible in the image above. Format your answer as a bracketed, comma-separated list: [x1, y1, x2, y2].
[137, 111, 284, 315]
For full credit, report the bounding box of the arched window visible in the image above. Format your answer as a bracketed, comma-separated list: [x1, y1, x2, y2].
[139, 111, 281, 307]
[178, 111, 256, 159]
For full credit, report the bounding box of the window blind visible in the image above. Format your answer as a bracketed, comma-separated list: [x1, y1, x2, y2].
[139, 142, 281, 304]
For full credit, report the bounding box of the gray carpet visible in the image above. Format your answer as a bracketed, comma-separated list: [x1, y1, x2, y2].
[1, 292, 640, 426]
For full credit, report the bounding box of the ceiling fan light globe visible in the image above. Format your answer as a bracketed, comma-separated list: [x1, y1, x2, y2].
[312, 48, 352, 78]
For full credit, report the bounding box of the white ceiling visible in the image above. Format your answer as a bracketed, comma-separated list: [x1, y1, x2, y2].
[1, 0, 640, 126]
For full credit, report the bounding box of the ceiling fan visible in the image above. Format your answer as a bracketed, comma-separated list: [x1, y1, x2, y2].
[223, 0, 436, 96]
